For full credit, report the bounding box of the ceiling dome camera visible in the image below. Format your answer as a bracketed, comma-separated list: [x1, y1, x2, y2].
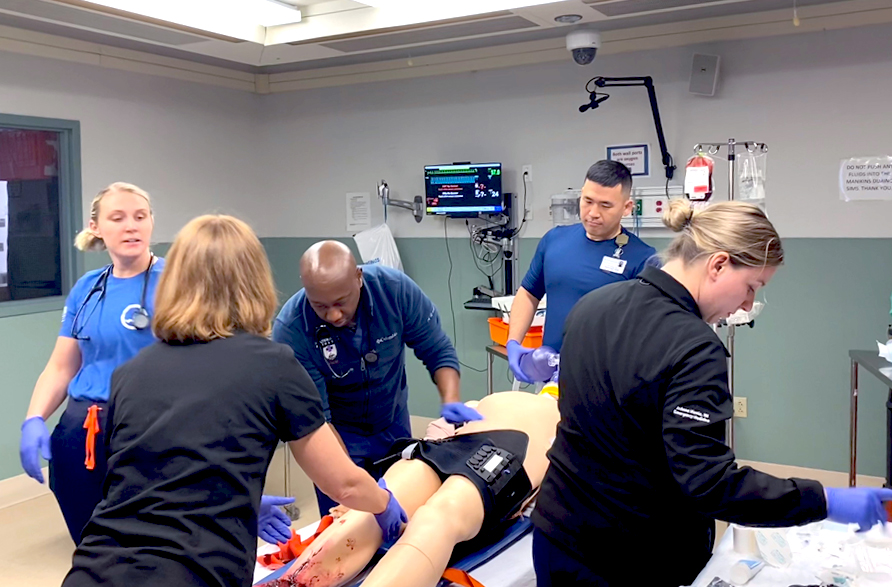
[566, 29, 601, 66]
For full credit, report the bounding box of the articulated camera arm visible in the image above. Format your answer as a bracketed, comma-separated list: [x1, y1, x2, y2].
[581, 76, 676, 181]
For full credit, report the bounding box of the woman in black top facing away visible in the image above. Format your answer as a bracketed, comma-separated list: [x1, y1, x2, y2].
[532, 199, 892, 586]
[62, 214, 406, 587]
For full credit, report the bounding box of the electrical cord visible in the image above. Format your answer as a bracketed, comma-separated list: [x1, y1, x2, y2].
[465, 217, 506, 290]
[468, 236, 498, 285]
[508, 171, 530, 239]
[444, 219, 486, 373]
[505, 366, 532, 390]
[468, 227, 500, 270]
[664, 153, 674, 199]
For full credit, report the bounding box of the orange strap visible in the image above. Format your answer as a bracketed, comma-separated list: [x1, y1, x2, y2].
[257, 515, 335, 570]
[442, 568, 487, 587]
[257, 516, 487, 587]
[83, 405, 101, 471]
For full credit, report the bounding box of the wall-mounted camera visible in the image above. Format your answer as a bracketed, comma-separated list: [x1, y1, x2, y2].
[566, 29, 601, 66]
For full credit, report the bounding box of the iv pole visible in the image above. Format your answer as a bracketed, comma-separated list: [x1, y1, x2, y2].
[692, 138, 768, 450]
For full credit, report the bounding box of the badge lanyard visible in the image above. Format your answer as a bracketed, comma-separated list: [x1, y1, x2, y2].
[315, 295, 378, 379]
[613, 232, 629, 258]
[600, 232, 629, 275]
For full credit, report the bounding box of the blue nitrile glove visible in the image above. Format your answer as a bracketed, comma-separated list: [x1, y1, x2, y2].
[441, 403, 484, 425]
[258, 495, 295, 544]
[374, 478, 408, 546]
[506, 340, 534, 384]
[826, 487, 892, 532]
[20, 416, 52, 483]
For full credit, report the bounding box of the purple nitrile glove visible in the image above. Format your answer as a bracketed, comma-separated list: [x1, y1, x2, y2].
[20, 416, 51, 483]
[441, 403, 484, 425]
[374, 478, 408, 546]
[506, 340, 534, 384]
[257, 495, 295, 544]
[826, 486, 892, 532]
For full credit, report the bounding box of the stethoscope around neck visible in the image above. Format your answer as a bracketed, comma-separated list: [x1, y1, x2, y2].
[314, 321, 378, 380]
[71, 254, 154, 341]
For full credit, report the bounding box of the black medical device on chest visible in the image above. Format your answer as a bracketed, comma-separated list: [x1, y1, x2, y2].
[467, 444, 520, 492]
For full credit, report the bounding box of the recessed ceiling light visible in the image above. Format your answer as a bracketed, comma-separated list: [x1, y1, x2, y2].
[80, 0, 301, 39]
[554, 14, 583, 24]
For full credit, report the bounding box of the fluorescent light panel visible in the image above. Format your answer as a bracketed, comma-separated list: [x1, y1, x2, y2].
[81, 0, 301, 33]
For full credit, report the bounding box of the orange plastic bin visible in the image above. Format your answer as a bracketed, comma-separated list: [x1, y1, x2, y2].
[488, 317, 543, 348]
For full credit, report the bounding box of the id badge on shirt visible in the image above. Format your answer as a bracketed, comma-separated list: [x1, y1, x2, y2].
[600, 255, 627, 274]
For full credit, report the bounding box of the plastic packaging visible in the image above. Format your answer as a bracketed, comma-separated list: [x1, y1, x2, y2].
[353, 223, 403, 271]
[737, 147, 767, 204]
[754, 528, 792, 567]
[729, 559, 765, 584]
[519, 345, 559, 382]
[491, 294, 547, 327]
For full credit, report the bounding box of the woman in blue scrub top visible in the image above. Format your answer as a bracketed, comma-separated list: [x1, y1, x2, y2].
[18, 182, 164, 544]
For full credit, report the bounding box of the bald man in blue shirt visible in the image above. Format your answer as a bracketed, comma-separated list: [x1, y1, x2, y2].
[273, 241, 480, 515]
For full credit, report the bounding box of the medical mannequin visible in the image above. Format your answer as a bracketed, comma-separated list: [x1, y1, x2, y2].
[260, 390, 559, 587]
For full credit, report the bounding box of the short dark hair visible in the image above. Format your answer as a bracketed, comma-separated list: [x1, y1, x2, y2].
[584, 160, 633, 194]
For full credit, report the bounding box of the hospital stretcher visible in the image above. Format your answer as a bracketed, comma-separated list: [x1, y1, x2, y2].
[253, 514, 536, 587]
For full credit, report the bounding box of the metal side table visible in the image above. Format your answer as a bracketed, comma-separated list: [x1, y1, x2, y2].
[486, 344, 508, 395]
[848, 350, 892, 487]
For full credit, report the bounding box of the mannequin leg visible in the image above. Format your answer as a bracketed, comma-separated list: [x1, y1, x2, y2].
[360, 475, 485, 587]
[278, 459, 442, 587]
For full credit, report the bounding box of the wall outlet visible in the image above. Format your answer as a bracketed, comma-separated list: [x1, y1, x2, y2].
[733, 396, 747, 418]
[521, 164, 532, 182]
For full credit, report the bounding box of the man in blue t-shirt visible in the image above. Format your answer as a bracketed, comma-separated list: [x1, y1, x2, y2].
[507, 160, 658, 382]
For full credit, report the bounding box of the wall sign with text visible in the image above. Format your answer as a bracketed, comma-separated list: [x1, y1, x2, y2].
[839, 156, 892, 201]
[607, 144, 650, 177]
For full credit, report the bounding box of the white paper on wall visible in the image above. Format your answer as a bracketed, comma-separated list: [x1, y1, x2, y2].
[840, 156, 892, 201]
[346, 192, 371, 232]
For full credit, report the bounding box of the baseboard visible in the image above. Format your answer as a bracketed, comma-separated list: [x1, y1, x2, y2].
[0, 467, 51, 510]
[737, 460, 885, 488]
[2, 461, 881, 512]
[410, 415, 435, 438]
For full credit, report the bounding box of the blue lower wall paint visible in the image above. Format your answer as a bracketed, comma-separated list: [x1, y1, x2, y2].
[1, 236, 888, 481]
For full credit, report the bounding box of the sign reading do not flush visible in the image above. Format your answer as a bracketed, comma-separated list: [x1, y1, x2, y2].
[840, 156, 892, 201]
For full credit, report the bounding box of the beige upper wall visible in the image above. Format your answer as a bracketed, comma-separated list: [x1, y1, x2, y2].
[258, 22, 892, 240]
[0, 50, 264, 243]
[1, 20, 892, 241]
